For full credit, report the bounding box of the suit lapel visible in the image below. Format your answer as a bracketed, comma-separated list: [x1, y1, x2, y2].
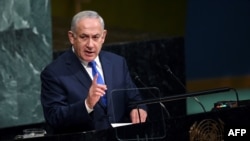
[99, 52, 113, 107]
[65, 50, 113, 108]
[65, 50, 92, 90]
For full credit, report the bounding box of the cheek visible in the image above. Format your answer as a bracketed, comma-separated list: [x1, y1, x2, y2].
[73, 43, 84, 54]
[96, 44, 103, 52]
[97, 40, 104, 48]
[74, 41, 85, 49]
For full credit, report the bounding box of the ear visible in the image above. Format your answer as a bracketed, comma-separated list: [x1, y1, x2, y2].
[101, 30, 107, 43]
[68, 31, 75, 45]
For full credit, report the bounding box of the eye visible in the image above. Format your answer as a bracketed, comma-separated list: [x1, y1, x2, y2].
[92, 35, 100, 40]
[79, 35, 88, 39]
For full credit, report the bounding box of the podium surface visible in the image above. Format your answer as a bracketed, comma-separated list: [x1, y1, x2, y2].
[1, 104, 250, 141]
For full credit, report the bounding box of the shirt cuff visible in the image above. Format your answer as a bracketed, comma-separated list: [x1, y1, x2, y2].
[85, 99, 94, 113]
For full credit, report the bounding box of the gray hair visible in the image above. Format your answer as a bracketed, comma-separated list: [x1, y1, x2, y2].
[70, 10, 105, 33]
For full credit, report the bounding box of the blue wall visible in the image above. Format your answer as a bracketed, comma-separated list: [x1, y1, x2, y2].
[185, 0, 250, 80]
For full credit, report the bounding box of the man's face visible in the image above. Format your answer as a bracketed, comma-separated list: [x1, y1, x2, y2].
[68, 18, 107, 62]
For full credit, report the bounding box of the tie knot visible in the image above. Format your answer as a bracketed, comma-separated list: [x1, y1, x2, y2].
[88, 61, 96, 67]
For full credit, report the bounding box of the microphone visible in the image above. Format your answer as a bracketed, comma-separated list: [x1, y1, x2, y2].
[164, 66, 240, 109]
[163, 65, 186, 91]
[163, 65, 207, 113]
[132, 72, 171, 118]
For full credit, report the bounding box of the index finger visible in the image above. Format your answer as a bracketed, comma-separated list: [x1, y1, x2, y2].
[92, 73, 98, 84]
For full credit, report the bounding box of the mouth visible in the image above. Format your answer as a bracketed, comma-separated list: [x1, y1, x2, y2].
[85, 50, 95, 56]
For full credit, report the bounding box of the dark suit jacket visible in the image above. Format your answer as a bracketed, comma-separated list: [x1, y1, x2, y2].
[40, 49, 142, 134]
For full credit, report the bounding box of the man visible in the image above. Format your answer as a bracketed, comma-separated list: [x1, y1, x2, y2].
[40, 10, 147, 134]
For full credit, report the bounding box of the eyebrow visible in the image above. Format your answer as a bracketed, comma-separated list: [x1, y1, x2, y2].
[80, 33, 101, 37]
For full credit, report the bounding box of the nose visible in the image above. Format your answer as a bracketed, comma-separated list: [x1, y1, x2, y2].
[86, 38, 94, 48]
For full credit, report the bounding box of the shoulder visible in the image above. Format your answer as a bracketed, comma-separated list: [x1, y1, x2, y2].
[42, 49, 76, 72]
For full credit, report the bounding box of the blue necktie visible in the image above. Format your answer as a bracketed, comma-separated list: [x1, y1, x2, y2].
[89, 61, 107, 106]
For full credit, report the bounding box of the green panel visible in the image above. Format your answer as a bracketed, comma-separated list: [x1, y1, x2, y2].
[0, 0, 52, 128]
[187, 88, 250, 115]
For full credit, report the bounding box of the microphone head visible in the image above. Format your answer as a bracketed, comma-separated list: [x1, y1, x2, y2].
[131, 72, 140, 81]
[163, 65, 172, 74]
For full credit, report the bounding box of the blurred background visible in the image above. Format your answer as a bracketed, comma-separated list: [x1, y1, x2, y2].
[50, 0, 250, 115]
[0, 0, 250, 130]
[51, 0, 250, 90]
[51, 0, 186, 51]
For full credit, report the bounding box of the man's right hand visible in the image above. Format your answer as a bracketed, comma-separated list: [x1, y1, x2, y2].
[85, 74, 107, 109]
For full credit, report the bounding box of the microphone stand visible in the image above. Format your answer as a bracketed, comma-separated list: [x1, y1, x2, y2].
[163, 65, 207, 113]
[130, 87, 231, 107]
[133, 73, 171, 118]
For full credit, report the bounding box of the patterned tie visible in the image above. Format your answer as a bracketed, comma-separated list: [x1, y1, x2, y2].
[89, 61, 107, 106]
